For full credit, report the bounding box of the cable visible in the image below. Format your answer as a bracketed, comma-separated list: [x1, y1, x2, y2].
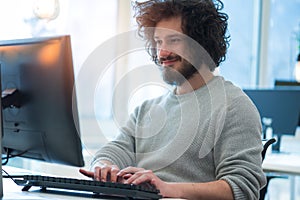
[1, 150, 10, 166]
[2, 168, 26, 185]
[1, 149, 28, 166]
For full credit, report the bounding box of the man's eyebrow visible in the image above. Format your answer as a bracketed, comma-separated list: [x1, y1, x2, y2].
[154, 34, 184, 40]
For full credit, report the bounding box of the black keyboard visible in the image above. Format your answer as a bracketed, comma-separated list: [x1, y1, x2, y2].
[12, 175, 162, 200]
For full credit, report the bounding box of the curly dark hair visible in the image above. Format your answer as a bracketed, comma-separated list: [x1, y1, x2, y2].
[133, 0, 230, 70]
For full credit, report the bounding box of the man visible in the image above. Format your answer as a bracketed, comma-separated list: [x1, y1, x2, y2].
[80, 0, 266, 199]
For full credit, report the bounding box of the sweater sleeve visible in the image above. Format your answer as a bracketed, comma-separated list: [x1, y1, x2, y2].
[214, 95, 267, 200]
[90, 112, 138, 169]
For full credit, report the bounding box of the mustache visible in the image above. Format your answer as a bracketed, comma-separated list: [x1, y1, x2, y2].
[157, 55, 182, 65]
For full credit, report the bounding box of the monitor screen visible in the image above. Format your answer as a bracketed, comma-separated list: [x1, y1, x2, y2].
[0, 35, 84, 167]
[244, 89, 300, 135]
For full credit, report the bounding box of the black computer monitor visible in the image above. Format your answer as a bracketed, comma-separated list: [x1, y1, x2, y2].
[244, 89, 300, 151]
[0, 35, 84, 167]
[274, 80, 300, 91]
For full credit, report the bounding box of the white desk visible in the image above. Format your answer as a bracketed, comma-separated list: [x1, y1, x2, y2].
[4, 152, 299, 200]
[263, 152, 300, 175]
[263, 152, 300, 200]
[3, 177, 97, 200]
[2, 178, 186, 200]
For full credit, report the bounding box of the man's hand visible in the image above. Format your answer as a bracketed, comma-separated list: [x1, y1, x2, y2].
[80, 164, 175, 197]
[117, 167, 172, 197]
[79, 161, 121, 183]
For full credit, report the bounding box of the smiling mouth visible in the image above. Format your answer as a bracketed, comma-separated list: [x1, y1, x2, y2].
[162, 59, 178, 66]
[159, 55, 181, 66]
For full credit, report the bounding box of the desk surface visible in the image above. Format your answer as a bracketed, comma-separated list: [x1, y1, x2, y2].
[262, 152, 300, 175]
[3, 152, 300, 199]
[3, 177, 95, 200]
[2, 178, 185, 200]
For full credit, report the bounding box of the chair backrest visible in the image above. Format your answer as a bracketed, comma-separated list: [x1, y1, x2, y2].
[260, 138, 276, 200]
[262, 138, 276, 161]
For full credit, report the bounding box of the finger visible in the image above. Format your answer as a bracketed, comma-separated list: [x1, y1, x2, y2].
[117, 166, 143, 177]
[127, 173, 152, 185]
[99, 166, 110, 182]
[123, 173, 133, 180]
[150, 178, 156, 185]
[116, 175, 125, 183]
[110, 165, 120, 183]
[93, 166, 102, 181]
[79, 169, 94, 178]
[125, 170, 153, 185]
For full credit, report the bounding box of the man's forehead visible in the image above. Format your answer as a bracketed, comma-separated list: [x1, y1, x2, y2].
[153, 29, 184, 39]
[153, 17, 183, 38]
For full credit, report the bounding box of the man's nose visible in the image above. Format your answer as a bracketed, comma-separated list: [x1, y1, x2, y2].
[158, 48, 171, 58]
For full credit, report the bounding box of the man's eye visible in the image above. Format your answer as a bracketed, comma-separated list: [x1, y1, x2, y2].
[170, 38, 181, 43]
[155, 40, 162, 45]
[154, 40, 163, 48]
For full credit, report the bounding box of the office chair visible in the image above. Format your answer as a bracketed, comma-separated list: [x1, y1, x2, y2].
[261, 138, 276, 161]
[260, 138, 276, 200]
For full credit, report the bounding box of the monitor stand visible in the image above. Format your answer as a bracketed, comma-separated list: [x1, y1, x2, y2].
[0, 67, 27, 198]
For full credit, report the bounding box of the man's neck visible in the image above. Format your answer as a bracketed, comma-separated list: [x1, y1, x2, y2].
[175, 69, 214, 95]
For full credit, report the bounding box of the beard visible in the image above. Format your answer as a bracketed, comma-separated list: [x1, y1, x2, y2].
[158, 55, 198, 86]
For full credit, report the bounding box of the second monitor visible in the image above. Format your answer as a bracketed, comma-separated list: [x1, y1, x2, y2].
[244, 89, 300, 151]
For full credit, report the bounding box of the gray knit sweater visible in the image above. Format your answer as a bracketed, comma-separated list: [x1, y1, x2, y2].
[92, 76, 267, 199]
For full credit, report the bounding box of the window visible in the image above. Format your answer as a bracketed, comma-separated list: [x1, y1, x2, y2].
[0, 0, 118, 170]
[0, 0, 118, 119]
[267, 0, 300, 86]
[220, 0, 257, 88]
